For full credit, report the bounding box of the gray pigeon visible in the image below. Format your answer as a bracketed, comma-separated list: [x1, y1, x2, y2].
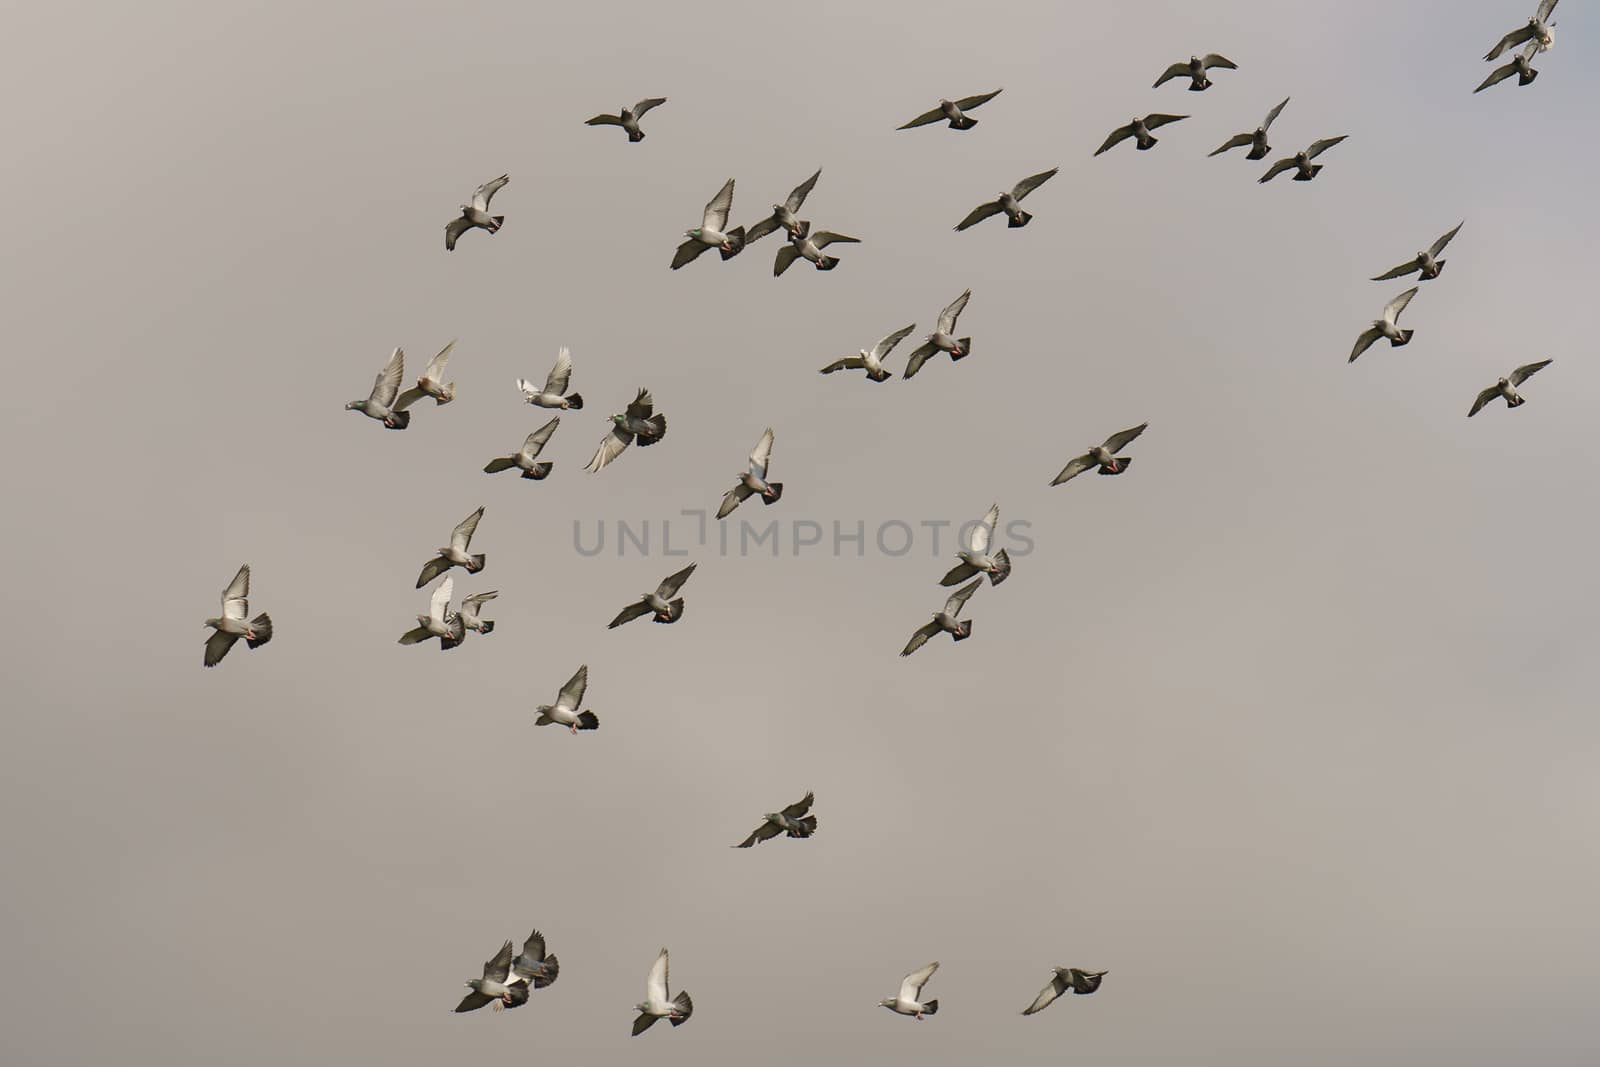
[820, 324, 916, 383]
[880, 962, 940, 1018]
[398, 575, 465, 651]
[1468, 359, 1553, 416]
[585, 388, 666, 473]
[1051, 423, 1149, 485]
[202, 564, 273, 668]
[1349, 288, 1419, 363]
[955, 167, 1059, 231]
[455, 939, 529, 1013]
[511, 929, 560, 989]
[394, 341, 458, 408]
[746, 168, 822, 244]
[534, 664, 599, 734]
[585, 97, 667, 142]
[1371, 221, 1464, 281]
[1476, 41, 1542, 92]
[1153, 53, 1238, 91]
[903, 290, 972, 379]
[717, 428, 783, 519]
[445, 174, 508, 251]
[416, 507, 487, 588]
[898, 90, 1002, 131]
[735, 792, 817, 848]
[774, 222, 860, 275]
[1022, 968, 1107, 1015]
[515, 347, 584, 410]
[609, 564, 697, 628]
[940, 503, 1011, 587]
[901, 578, 980, 657]
[1209, 97, 1289, 159]
[458, 591, 498, 635]
[632, 948, 693, 1036]
[671, 179, 745, 269]
[484, 417, 560, 480]
[1259, 136, 1347, 183]
[1094, 114, 1188, 155]
[345, 346, 416, 429]
[1484, 0, 1557, 60]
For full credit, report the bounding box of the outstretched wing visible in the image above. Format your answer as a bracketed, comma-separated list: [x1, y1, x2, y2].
[472, 174, 509, 211]
[1258, 157, 1295, 183]
[811, 231, 859, 249]
[423, 340, 455, 383]
[557, 664, 589, 711]
[608, 601, 652, 629]
[873, 325, 917, 359]
[1208, 132, 1253, 157]
[897, 104, 947, 130]
[483, 939, 514, 982]
[1467, 385, 1501, 418]
[1102, 422, 1148, 454]
[749, 428, 775, 478]
[1094, 123, 1135, 156]
[544, 347, 573, 394]
[203, 630, 240, 667]
[1144, 113, 1188, 130]
[901, 621, 940, 657]
[429, 576, 455, 625]
[585, 112, 624, 126]
[586, 427, 632, 472]
[1429, 221, 1465, 257]
[773, 244, 801, 276]
[1349, 326, 1383, 363]
[955, 201, 1004, 231]
[902, 342, 938, 380]
[1370, 259, 1419, 281]
[746, 216, 781, 243]
[370, 347, 404, 406]
[1306, 135, 1347, 159]
[785, 168, 822, 213]
[656, 563, 697, 599]
[220, 564, 250, 619]
[1152, 61, 1189, 88]
[938, 289, 971, 334]
[1509, 359, 1552, 386]
[953, 88, 1002, 111]
[1383, 286, 1418, 323]
[455, 990, 493, 1013]
[444, 217, 472, 251]
[1051, 452, 1095, 486]
[627, 388, 655, 419]
[671, 237, 712, 270]
[632, 97, 667, 117]
[1538, 0, 1559, 23]
[1474, 60, 1521, 92]
[1201, 53, 1237, 70]
[646, 948, 670, 1002]
[900, 962, 939, 1001]
[736, 821, 783, 848]
[1261, 96, 1289, 131]
[820, 356, 866, 374]
[703, 178, 735, 231]
[943, 578, 982, 617]
[971, 504, 998, 554]
[450, 507, 484, 553]
[1012, 167, 1058, 200]
[522, 417, 561, 458]
[1022, 972, 1068, 1015]
[1485, 24, 1536, 61]
[780, 791, 814, 818]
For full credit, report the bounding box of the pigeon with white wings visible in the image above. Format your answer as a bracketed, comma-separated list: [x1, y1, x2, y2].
[584, 388, 666, 473]
[516, 348, 584, 410]
[483, 418, 560, 481]
[394, 341, 458, 408]
[820, 324, 916, 383]
[903, 290, 973, 379]
[901, 579, 980, 657]
[534, 664, 599, 734]
[345, 347, 415, 430]
[202, 564, 273, 668]
[940, 504, 1011, 587]
[445, 174, 508, 251]
[457, 591, 497, 636]
[416, 507, 487, 588]
[1468, 359, 1553, 416]
[585, 97, 667, 142]
[1371, 222, 1464, 282]
[717, 428, 783, 519]
[1051, 423, 1148, 485]
[880, 962, 940, 1018]
[671, 179, 745, 269]
[398, 575, 465, 651]
[609, 564, 697, 628]
[1349, 288, 1419, 363]
[632, 948, 692, 1036]
[955, 167, 1058, 231]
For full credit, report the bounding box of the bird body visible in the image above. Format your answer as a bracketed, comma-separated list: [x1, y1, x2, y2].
[671, 179, 745, 269]
[747, 168, 822, 243]
[399, 575, 465, 650]
[585, 388, 666, 473]
[1094, 114, 1187, 155]
[1484, 1, 1557, 60]
[609, 563, 697, 628]
[718, 429, 783, 519]
[1022, 967, 1107, 1015]
[902, 579, 981, 656]
[455, 940, 529, 1013]
[775, 225, 860, 274]
[1210, 97, 1288, 160]
[394, 340, 457, 408]
[416, 507, 487, 587]
[1259, 136, 1347, 183]
[735, 792, 816, 847]
[955, 168, 1058, 231]
[1477, 41, 1542, 91]
[484, 417, 559, 480]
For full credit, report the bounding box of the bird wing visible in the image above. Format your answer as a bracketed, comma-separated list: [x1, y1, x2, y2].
[1383, 286, 1418, 323]
[971, 503, 998, 554]
[585, 112, 624, 126]
[1102, 422, 1149, 454]
[1144, 113, 1188, 129]
[953, 89, 1002, 111]
[873, 324, 918, 358]
[1258, 158, 1295, 183]
[608, 601, 653, 628]
[423, 340, 455, 383]
[1474, 60, 1521, 92]
[811, 231, 860, 249]
[449, 507, 484, 553]
[221, 563, 250, 620]
[944, 577, 982, 617]
[1094, 124, 1135, 155]
[955, 201, 1003, 231]
[627, 388, 655, 420]
[454, 990, 493, 1013]
[902, 342, 937, 380]
[749, 428, 775, 478]
[472, 174, 509, 212]
[785, 168, 822, 212]
[897, 104, 947, 130]
[516, 929, 548, 967]
[671, 237, 712, 269]
[1486, 24, 1535, 60]
[820, 356, 866, 374]
[1467, 385, 1501, 417]
[900, 962, 939, 1001]
[1261, 96, 1289, 131]
[632, 97, 667, 117]
[393, 386, 427, 411]
[773, 244, 801, 276]
[1509, 359, 1553, 385]
[780, 791, 815, 818]
[444, 217, 472, 251]
[1306, 135, 1347, 159]
[557, 664, 588, 712]
[522, 417, 561, 458]
[901, 621, 940, 656]
[1349, 326, 1383, 363]
[1022, 973, 1068, 1015]
[938, 289, 971, 334]
[656, 563, 697, 599]
[1012, 167, 1058, 200]
[1538, 0, 1559, 22]
[1051, 452, 1095, 486]
[703, 178, 735, 231]
[203, 630, 239, 667]
[429, 576, 455, 625]
[1152, 62, 1189, 88]
[1209, 132, 1254, 157]
[736, 821, 784, 848]
[370, 347, 404, 406]
[586, 427, 632, 472]
[1201, 53, 1237, 70]
[459, 590, 497, 622]
[1370, 260, 1419, 281]
[1429, 221, 1465, 258]
[745, 216, 781, 243]
[646, 948, 670, 1002]
[484, 939, 514, 982]
[543, 347, 574, 395]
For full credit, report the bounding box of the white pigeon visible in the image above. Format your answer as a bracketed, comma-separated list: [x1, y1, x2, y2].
[445, 174, 509, 251]
[398, 574, 465, 651]
[534, 664, 599, 734]
[1051, 423, 1149, 485]
[940, 503, 1011, 587]
[880, 962, 940, 1019]
[717, 428, 783, 519]
[483, 418, 560, 481]
[202, 564, 273, 668]
[345, 346, 416, 430]
[820, 324, 916, 383]
[416, 507, 487, 588]
[901, 579, 981, 656]
[632, 948, 693, 1036]
[515, 347, 584, 410]
[1483, 0, 1557, 60]
[1468, 359, 1553, 416]
[1349, 287, 1419, 362]
[458, 591, 498, 635]
[395, 340, 458, 407]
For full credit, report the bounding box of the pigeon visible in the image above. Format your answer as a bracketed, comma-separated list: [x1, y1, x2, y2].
[632, 948, 693, 1036]
[1051, 423, 1149, 485]
[717, 428, 783, 519]
[820, 324, 917, 383]
[940, 503, 1011, 587]
[609, 564, 697, 628]
[455, 939, 528, 1013]
[1484, 0, 1557, 60]
[897, 89, 1002, 131]
[1371, 221, 1465, 281]
[398, 574, 465, 651]
[901, 578, 981, 657]
[774, 222, 860, 275]
[416, 507, 487, 587]
[1476, 41, 1542, 92]
[584, 97, 667, 142]
[445, 174, 508, 251]
[880, 962, 940, 1019]
[903, 290, 972, 379]
[954, 167, 1059, 231]
[734, 792, 817, 848]
[534, 664, 599, 734]
[746, 168, 822, 243]
[515, 348, 584, 411]
[671, 179, 745, 269]
[1349, 287, 1419, 363]
[458, 591, 498, 635]
[202, 564, 273, 668]
[1153, 53, 1238, 91]
[394, 340, 458, 408]
[483, 417, 560, 480]
[511, 929, 560, 989]
[1468, 359, 1553, 416]
[585, 388, 666, 473]
[1022, 968, 1107, 1015]
[1259, 136, 1347, 183]
[1209, 96, 1289, 159]
[1094, 114, 1187, 155]
[345, 347, 416, 429]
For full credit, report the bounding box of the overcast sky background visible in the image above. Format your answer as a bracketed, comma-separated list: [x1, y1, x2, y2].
[2, 0, 1597, 1063]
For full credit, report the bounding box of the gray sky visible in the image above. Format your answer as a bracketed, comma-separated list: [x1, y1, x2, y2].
[2, 0, 1598, 1063]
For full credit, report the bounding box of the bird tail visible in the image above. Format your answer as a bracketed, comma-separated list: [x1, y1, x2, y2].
[951, 116, 977, 130]
[795, 814, 818, 836]
[387, 410, 411, 430]
[1246, 144, 1269, 160]
[949, 338, 972, 361]
[670, 991, 693, 1022]
[1507, 395, 1526, 409]
[653, 598, 684, 624]
[576, 710, 600, 731]
[564, 392, 583, 410]
[989, 549, 1011, 586]
[1098, 457, 1133, 476]
[816, 255, 840, 270]
[1136, 133, 1157, 149]
[1294, 164, 1322, 181]
[719, 227, 746, 259]
[1393, 329, 1414, 347]
[1520, 68, 1539, 86]
[477, 620, 495, 635]
[635, 414, 667, 443]
[1431, 259, 1446, 277]
[628, 128, 645, 143]
[762, 482, 783, 505]
[523, 462, 554, 480]
[533, 955, 560, 988]
[1007, 210, 1033, 228]
[491, 215, 505, 230]
[469, 553, 486, 571]
[921, 999, 940, 1015]
[953, 622, 973, 642]
[246, 613, 273, 648]
[867, 368, 891, 383]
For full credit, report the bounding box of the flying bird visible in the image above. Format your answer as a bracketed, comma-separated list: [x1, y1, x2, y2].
[880, 962, 940, 1019]
[717, 428, 783, 519]
[1371, 221, 1464, 281]
[609, 563, 697, 629]
[901, 578, 981, 657]
[416, 506, 487, 587]
[1259, 136, 1347, 183]
[1153, 53, 1238, 91]
[897, 89, 1002, 131]
[632, 948, 693, 1036]
[1209, 97, 1289, 159]
[1483, 0, 1557, 60]
[1022, 968, 1107, 1016]
[393, 340, 457, 408]
[735, 792, 817, 848]
[746, 168, 822, 243]
[1468, 359, 1553, 416]
[516, 347, 584, 410]
[671, 179, 745, 269]
[1476, 41, 1542, 92]
[1349, 287, 1419, 363]
[445, 174, 508, 251]
[940, 503, 1011, 587]
[584, 388, 666, 473]
[345, 346, 416, 429]
[1094, 114, 1188, 155]
[454, 939, 528, 1013]
[585, 97, 667, 142]
[511, 930, 560, 990]
[458, 591, 498, 636]
[202, 564, 273, 668]
[774, 222, 860, 274]
[483, 417, 560, 481]
[535, 664, 599, 734]
[954, 167, 1059, 231]
[820, 324, 916, 383]
[1051, 423, 1149, 485]
[399, 574, 465, 651]
[903, 289, 972, 379]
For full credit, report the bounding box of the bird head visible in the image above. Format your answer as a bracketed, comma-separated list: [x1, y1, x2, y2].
[1190, 54, 1200, 64]
[202, 618, 219, 629]
[878, 998, 897, 1010]
[686, 228, 702, 239]
[611, 413, 625, 427]
[344, 401, 362, 411]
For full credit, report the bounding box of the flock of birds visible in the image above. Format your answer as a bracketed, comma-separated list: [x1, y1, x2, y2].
[195, 0, 1567, 1038]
